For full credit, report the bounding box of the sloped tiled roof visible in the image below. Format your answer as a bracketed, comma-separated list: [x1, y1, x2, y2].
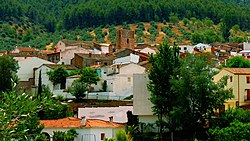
[44, 64, 78, 70]
[40, 118, 124, 128]
[40, 117, 82, 128]
[85, 119, 124, 128]
[223, 68, 250, 75]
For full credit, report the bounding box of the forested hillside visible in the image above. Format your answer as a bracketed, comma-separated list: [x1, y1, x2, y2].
[0, 0, 250, 50]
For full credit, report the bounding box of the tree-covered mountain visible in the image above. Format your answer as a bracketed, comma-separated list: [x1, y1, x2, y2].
[0, 0, 250, 50]
[1, 0, 250, 30]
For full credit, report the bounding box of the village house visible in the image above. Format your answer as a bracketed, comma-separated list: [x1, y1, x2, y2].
[11, 46, 40, 55]
[78, 106, 133, 123]
[34, 64, 78, 93]
[113, 53, 140, 64]
[214, 68, 250, 108]
[133, 74, 158, 124]
[65, 63, 146, 100]
[40, 117, 124, 141]
[72, 53, 117, 68]
[15, 57, 54, 90]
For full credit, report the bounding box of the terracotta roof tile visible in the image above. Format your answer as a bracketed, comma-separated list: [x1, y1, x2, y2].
[85, 119, 124, 128]
[223, 68, 250, 75]
[40, 118, 124, 128]
[40, 117, 82, 128]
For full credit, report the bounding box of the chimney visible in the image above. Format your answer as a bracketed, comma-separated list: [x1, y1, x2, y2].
[81, 116, 86, 126]
[109, 116, 113, 122]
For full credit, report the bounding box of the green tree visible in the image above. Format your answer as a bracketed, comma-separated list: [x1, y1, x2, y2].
[183, 18, 189, 26]
[0, 55, 19, 93]
[53, 129, 78, 141]
[47, 66, 69, 89]
[70, 79, 88, 100]
[0, 91, 43, 140]
[222, 56, 250, 68]
[116, 130, 130, 141]
[147, 41, 180, 140]
[102, 80, 108, 92]
[191, 31, 204, 44]
[79, 67, 100, 86]
[169, 13, 179, 25]
[172, 53, 233, 139]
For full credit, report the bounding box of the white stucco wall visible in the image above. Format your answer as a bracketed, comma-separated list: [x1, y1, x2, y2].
[179, 45, 195, 53]
[61, 47, 93, 60]
[16, 57, 54, 81]
[140, 47, 156, 55]
[42, 127, 123, 141]
[34, 65, 55, 92]
[133, 74, 159, 124]
[112, 64, 145, 97]
[78, 106, 133, 123]
[243, 42, 250, 50]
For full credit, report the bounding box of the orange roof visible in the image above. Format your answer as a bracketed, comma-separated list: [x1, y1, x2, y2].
[40, 117, 82, 128]
[222, 68, 250, 75]
[40, 118, 124, 128]
[85, 119, 124, 128]
[42, 50, 54, 54]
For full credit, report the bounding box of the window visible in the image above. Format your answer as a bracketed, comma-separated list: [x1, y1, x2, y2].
[184, 47, 187, 50]
[128, 77, 131, 82]
[247, 76, 250, 83]
[246, 89, 250, 101]
[230, 76, 233, 82]
[101, 133, 105, 140]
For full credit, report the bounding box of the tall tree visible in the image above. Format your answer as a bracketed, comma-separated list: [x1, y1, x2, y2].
[172, 53, 233, 139]
[38, 69, 42, 100]
[147, 41, 180, 140]
[0, 55, 19, 93]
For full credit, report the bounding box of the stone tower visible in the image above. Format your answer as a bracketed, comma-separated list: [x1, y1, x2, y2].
[116, 29, 135, 50]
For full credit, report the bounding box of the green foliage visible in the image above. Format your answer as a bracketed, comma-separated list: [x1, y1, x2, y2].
[148, 41, 180, 135]
[102, 80, 108, 92]
[53, 129, 78, 141]
[103, 137, 115, 141]
[79, 67, 100, 86]
[34, 134, 50, 141]
[191, 31, 204, 44]
[0, 55, 19, 93]
[183, 18, 189, 26]
[210, 108, 250, 141]
[70, 79, 88, 100]
[0, 91, 43, 140]
[47, 66, 69, 85]
[37, 86, 70, 120]
[171, 53, 233, 138]
[210, 121, 250, 141]
[221, 56, 250, 68]
[116, 130, 130, 141]
[161, 26, 177, 38]
[169, 13, 179, 24]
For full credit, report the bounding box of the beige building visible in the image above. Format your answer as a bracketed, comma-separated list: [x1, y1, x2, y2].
[133, 74, 158, 123]
[214, 68, 250, 108]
